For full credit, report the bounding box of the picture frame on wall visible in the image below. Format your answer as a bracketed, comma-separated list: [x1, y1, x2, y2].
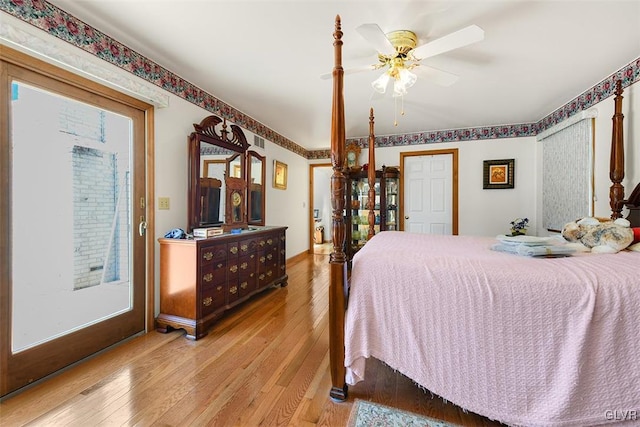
[273, 160, 288, 190]
[483, 159, 514, 189]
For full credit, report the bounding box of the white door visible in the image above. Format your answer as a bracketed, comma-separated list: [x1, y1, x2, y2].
[403, 153, 454, 234]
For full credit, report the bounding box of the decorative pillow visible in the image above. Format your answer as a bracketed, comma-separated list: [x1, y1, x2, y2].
[628, 227, 640, 252]
[561, 217, 634, 253]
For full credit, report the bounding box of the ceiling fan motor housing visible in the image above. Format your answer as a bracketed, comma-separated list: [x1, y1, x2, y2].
[386, 30, 417, 56]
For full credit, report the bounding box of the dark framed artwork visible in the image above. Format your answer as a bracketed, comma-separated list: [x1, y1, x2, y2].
[483, 159, 514, 189]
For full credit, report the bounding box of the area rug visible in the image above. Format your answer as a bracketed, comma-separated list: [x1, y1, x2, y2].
[347, 399, 461, 427]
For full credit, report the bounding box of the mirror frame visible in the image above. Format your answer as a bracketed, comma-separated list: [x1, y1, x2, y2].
[247, 150, 266, 226]
[188, 115, 249, 232]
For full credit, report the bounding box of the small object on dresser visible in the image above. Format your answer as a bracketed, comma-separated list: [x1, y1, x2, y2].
[192, 227, 223, 238]
[164, 228, 186, 239]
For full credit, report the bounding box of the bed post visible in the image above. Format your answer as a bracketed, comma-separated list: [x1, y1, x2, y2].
[328, 14, 348, 402]
[367, 108, 376, 240]
[610, 80, 625, 219]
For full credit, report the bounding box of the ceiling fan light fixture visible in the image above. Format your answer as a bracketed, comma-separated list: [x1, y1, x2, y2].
[372, 72, 390, 93]
[388, 66, 416, 97]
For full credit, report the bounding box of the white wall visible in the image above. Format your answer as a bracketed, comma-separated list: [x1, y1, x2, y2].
[353, 136, 537, 237]
[263, 141, 309, 256]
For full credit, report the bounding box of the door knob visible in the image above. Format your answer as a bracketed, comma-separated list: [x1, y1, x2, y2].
[404, 216, 409, 220]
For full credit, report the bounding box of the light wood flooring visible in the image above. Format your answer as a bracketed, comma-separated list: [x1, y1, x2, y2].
[0, 253, 504, 426]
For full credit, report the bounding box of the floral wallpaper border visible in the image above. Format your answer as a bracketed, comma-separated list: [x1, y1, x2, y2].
[1, 0, 638, 160]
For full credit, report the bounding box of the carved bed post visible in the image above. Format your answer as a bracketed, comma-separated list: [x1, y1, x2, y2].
[328, 15, 348, 401]
[367, 108, 376, 240]
[610, 80, 625, 219]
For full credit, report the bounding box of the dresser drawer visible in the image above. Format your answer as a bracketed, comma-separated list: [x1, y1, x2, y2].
[227, 241, 239, 258]
[201, 262, 226, 288]
[201, 283, 225, 316]
[199, 243, 227, 266]
[238, 238, 257, 256]
[238, 271, 257, 298]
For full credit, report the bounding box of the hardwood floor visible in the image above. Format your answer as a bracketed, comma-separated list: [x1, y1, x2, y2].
[0, 253, 504, 426]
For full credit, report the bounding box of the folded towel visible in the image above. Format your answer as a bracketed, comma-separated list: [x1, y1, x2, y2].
[491, 243, 576, 257]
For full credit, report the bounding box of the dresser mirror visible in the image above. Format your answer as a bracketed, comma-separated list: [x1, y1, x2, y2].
[188, 115, 251, 232]
[247, 150, 266, 225]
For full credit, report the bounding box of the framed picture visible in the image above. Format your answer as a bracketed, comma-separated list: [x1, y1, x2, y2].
[345, 142, 361, 169]
[483, 159, 514, 189]
[273, 160, 288, 190]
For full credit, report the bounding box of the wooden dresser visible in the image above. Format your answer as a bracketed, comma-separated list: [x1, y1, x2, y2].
[156, 226, 287, 339]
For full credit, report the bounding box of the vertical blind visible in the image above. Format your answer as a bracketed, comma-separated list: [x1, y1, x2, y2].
[539, 113, 595, 232]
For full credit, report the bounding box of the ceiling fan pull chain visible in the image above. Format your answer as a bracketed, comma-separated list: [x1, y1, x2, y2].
[394, 96, 398, 126]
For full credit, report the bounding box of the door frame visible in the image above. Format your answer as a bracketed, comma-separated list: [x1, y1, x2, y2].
[1, 46, 155, 397]
[308, 163, 332, 253]
[399, 149, 459, 235]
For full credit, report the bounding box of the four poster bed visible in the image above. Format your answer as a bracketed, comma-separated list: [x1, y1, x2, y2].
[327, 16, 640, 427]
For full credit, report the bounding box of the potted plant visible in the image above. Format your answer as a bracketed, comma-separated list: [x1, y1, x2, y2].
[510, 218, 529, 236]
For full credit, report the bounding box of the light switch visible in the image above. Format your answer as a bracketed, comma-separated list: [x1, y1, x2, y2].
[158, 197, 170, 210]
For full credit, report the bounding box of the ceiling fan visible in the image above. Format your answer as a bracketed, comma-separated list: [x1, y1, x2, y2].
[347, 23, 485, 97]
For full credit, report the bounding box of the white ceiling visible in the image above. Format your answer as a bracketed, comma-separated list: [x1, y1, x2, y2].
[51, 0, 640, 151]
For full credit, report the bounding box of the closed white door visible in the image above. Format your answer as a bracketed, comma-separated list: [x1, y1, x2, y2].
[403, 153, 454, 235]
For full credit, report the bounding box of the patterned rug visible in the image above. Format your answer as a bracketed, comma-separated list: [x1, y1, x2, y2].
[347, 399, 461, 427]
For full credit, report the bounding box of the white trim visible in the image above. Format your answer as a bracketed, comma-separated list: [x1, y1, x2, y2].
[536, 108, 598, 141]
[0, 13, 169, 108]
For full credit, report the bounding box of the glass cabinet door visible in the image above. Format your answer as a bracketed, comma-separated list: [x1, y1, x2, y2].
[350, 174, 382, 249]
[385, 175, 399, 231]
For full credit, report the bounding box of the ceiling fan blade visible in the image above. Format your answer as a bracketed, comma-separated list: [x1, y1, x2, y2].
[413, 65, 459, 87]
[356, 23, 396, 56]
[412, 24, 484, 60]
[320, 64, 377, 80]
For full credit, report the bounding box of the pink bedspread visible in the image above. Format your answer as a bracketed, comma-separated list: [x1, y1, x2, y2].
[344, 231, 640, 426]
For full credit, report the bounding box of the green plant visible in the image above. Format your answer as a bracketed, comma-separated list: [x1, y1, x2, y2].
[510, 217, 529, 235]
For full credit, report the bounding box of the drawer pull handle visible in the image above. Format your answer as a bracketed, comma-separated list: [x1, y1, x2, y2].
[267, 238, 273, 245]
[217, 285, 223, 291]
[241, 262, 248, 270]
[267, 270, 273, 276]
[241, 244, 248, 252]
[280, 249, 285, 255]
[230, 286, 237, 294]
[203, 273, 213, 282]
[267, 254, 273, 260]
[240, 281, 248, 289]
[203, 252, 213, 261]
[230, 247, 238, 254]
[281, 236, 285, 241]
[260, 256, 266, 263]
[217, 263, 223, 268]
[203, 297, 213, 306]
[230, 265, 238, 273]
[250, 254, 255, 259]
[259, 274, 265, 280]
[259, 240, 266, 247]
